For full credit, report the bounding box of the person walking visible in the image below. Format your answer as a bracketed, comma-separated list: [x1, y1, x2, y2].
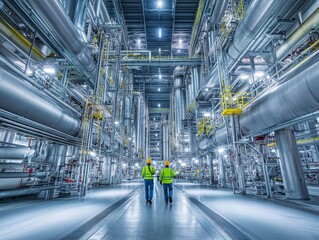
[160, 160, 176, 204]
[141, 158, 156, 205]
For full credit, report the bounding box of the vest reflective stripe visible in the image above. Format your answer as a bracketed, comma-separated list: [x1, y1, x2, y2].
[160, 168, 175, 183]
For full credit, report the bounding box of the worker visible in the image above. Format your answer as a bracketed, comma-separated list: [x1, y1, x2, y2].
[141, 158, 156, 205]
[160, 160, 176, 204]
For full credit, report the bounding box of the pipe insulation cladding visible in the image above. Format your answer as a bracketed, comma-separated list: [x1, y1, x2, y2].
[0, 67, 81, 136]
[239, 54, 319, 135]
[31, 0, 96, 74]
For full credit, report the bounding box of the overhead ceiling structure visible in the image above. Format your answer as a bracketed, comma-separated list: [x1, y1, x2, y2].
[120, 0, 199, 112]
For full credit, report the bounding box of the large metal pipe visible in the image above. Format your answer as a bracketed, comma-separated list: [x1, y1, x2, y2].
[0, 67, 81, 136]
[0, 186, 58, 199]
[276, 7, 319, 60]
[0, 172, 47, 178]
[226, 0, 300, 68]
[0, 18, 44, 61]
[275, 128, 309, 200]
[0, 147, 33, 159]
[240, 54, 319, 135]
[32, 0, 96, 74]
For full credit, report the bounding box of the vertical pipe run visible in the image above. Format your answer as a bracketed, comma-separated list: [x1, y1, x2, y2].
[275, 128, 310, 200]
[218, 154, 225, 187]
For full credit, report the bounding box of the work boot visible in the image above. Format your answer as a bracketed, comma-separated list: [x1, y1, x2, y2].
[149, 200, 152, 205]
[146, 200, 150, 205]
[169, 197, 172, 204]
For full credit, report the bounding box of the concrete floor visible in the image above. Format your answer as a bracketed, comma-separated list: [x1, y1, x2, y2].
[0, 181, 319, 240]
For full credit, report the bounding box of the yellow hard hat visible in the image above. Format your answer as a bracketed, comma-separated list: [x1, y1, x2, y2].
[164, 160, 169, 166]
[146, 158, 152, 164]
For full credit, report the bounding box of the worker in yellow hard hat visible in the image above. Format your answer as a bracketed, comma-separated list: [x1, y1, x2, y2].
[160, 160, 176, 204]
[141, 158, 156, 205]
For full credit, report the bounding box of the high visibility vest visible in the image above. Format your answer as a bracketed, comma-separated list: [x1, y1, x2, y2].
[142, 165, 156, 179]
[160, 168, 176, 184]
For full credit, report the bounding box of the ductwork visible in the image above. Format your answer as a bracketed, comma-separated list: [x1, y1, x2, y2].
[0, 186, 58, 199]
[31, 0, 96, 74]
[0, 147, 33, 159]
[0, 67, 81, 136]
[240, 54, 319, 135]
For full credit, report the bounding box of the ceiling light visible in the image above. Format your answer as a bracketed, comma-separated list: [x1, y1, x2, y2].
[185, 148, 189, 152]
[179, 39, 182, 44]
[153, 117, 156, 120]
[254, 71, 265, 78]
[195, 160, 199, 164]
[157, 0, 163, 9]
[240, 74, 249, 80]
[204, 112, 210, 117]
[177, 49, 180, 53]
[178, 160, 182, 163]
[89, 151, 96, 157]
[135, 163, 139, 167]
[155, 134, 158, 137]
[181, 162, 186, 167]
[223, 155, 228, 158]
[114, 121, 119, 125]
[158, 28, 162, 38]
[43, 66, 56, 74]
[158, 103, 161, 107]
[159, 73, 162, 79]
[122, 163, 127, 167]
[218, 147, 225, 153]
[26, 69, 33, 76]
[159, 48, 161, 54]
[137, 39, 141, 44]
[158, 88, 161, 91]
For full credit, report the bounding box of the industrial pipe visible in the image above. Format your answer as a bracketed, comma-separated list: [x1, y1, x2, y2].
[0, 172, 47, 178]
[240, 54, 319, 135]
[32, 0, 96, 74]
[0, 147, 33, 159]
[0, 18, 44, 61]
[0, 186, 58, 199]
[276, 7, 319, 60]
[0, 67, 81, 136]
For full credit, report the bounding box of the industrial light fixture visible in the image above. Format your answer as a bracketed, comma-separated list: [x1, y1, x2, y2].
[89, 151, 96, 157]
[122, 163, 127, 167]
[185, 148, 189, 152]
[158, 28, 162, 38]
[178, 39, 182, 45]
[195, 159, 199, 164]
[159, 48, 161, 54]
[114, 121, 119, 125]
[204, 112, 211, 117]
[159, 73, 162, 79]
[158, 103, 161, 107]
[181, 162, 186, 167]
[137, 38, 141, 44]
[135, 163, 139, 167]
[155, 134, 158, 137]
[240, 74, 249, 80]
[157, 0, 163, 9]
[218, 147, 225, 153]
[177, 49, 180, 53]
[26, 69, 33, 76]
[158, 88, 161, 91]
[254, 71, 265, 78]
[43, 66, 56, 74]
[223, 155, 228, 158]
[153, 117, 156, 120]
[178, 160, 182, 163]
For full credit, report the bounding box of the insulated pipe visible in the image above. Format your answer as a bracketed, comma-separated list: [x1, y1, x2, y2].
[240, 54, 319, 135]
[0, 67, 81, 136]
[276, 7, 319, 60]
[0, 172, 47, 178]
[0, 186, 58, 199]
[0, 147, 33, 159]
[32, 0, 96, 74]
[0, 130, 16, 143]
[0, 18, 44, 61]
[226, 0, 284, 67]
